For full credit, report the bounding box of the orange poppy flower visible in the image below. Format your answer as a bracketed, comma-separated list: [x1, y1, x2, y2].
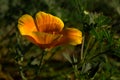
[18, 11, 82, 49]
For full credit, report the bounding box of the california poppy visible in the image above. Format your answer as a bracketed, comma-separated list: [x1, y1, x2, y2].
[18, 11, 82, 49]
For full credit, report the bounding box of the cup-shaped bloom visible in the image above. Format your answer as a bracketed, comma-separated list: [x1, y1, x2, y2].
[18, 11, 82, 49]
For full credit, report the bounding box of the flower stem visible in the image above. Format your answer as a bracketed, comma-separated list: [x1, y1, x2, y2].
[37, 50, 47, 76]
[81, 36, 84, 61]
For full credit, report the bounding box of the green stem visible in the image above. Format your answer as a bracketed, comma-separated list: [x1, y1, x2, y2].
[73, 64, 80, 80]
[37, 50, 46, 75]
[81, 36, 85, 61]
[20, 67, 27, 80]
[18, 53, 27, 80]
[84, 36, 93, 60]
[39, 52, 44, 72]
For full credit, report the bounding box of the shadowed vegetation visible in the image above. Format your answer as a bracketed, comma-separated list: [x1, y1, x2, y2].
[0, 0, 120, 80]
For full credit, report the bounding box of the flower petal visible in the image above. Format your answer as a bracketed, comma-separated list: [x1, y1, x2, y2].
[35, 11, 64, 33]
[18, 14, 37, 35]
[23, 35, 39, 45]
[33, 32, 63, 49]
[57, 28, 82, 45]
[18, 14, 39, 44]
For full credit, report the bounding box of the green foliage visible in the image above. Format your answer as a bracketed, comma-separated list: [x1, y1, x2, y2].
[0, 0, 120, 80]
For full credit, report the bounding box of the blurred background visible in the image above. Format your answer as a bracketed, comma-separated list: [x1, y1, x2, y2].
[0, 0, 120, 80]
